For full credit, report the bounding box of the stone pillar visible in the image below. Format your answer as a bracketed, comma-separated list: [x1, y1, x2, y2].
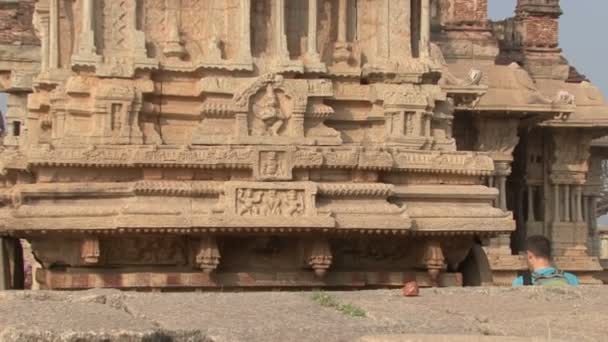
[274, 0, 289, 58]
[163, 0, 186, 59]
[590, 196, 599, 255]
[337, 0, 347, 43]
[49, 0, 59, 69]
[72, 0, 101, 65]
[291, 106, 306, 138]
[419, 0, 431, 57]
[575, 186, 584, 223]
[527, 185, 536, 222]
[332, 0, 351, 65]
[494, 162, 510, 211]
[304, 0, 325, 71]
[423, 112, 432, 138]
[498, 175, 507, 211]
[377, 0, 389, 60]
[553, 183, 560, 222]
[40, 15, 50, 72]
[0, 237, 9, 290]
[80, 0, 95, 54]
[307, 0, 320, 61]
[591, 196, 598, 231]
[564, 184, 570, 222]
[239, 0, 252, 61]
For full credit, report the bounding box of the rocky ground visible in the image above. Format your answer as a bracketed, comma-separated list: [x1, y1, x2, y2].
[0, 286, 606, 342]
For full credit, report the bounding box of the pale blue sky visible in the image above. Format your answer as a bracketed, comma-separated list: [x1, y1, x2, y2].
[0, 1, 606, 113]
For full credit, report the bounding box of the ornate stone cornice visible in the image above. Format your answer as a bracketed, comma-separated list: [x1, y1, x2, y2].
[15, 146, 495, 176]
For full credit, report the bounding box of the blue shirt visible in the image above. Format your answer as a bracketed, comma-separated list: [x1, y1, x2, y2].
[512, 267, 579, 286]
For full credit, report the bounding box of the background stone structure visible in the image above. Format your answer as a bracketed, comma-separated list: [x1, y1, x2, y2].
[0, 0, 38, 46]
[0, 0, 607, 290]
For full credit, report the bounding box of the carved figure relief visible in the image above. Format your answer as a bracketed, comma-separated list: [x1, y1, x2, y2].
[237, 189, 305, 217]
[237, 188, 263, 216]
[251, 85, 290, 136]
[254, 149, 293, 180]
[260, 152, 283, 177]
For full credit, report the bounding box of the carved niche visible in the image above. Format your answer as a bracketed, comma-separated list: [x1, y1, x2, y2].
[193, 73, 338, 145]
[253, 147, 294, 181]
[92, 84, 145, 145]
[250, 84, 292, 137]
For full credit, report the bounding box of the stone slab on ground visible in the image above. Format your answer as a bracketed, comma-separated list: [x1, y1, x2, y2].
[0, 287, 606, 341]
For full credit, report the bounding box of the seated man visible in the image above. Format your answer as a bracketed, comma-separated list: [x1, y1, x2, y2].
[512, 235, 579, 287]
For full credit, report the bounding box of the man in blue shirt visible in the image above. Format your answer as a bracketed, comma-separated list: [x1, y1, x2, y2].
[512, 235, 579, 286]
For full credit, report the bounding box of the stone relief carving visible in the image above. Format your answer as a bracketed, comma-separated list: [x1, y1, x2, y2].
[254, 149, 293, 181]
[251, 85, 289, 136]
[237, 189, 304, 217]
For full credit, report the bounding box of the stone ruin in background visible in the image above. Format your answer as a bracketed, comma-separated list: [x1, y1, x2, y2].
[1, 0, 608, 290]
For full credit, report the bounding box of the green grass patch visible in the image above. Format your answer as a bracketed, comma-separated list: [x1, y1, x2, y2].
[310, 292, 367, 318]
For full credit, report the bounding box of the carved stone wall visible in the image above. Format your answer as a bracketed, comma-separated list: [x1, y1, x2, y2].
[1, 0, 607, 289]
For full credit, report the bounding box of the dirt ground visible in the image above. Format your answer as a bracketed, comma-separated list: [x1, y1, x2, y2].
[0, 286, 606, 342]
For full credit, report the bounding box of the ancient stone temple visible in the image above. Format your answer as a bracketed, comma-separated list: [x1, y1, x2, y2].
[0, 0, 607, 290]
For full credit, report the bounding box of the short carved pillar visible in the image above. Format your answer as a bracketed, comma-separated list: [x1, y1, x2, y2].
[81, 237, 100, 264]
[423, 111, 432, 138]
[306, 238, 332, 277]
[423, 240, 445, 287]
[195, 237, 221, 274]
[291, 107, 306, 138]
[494, 161, 511, 211]
[498, 175, 507, 211]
